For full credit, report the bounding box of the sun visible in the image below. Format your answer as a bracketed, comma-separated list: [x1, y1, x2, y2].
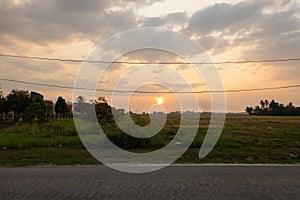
[155, 97, 164, 105]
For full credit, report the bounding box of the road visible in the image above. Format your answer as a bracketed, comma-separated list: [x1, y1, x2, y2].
[0, 165, 299, 200]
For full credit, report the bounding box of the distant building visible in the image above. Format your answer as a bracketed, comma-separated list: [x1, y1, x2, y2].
[153, 111, 164, 114]
[44, 100, 54, 106]
[31, 91, 44, 101]
[67, 102, 73, 113]
[45, 99, 54, 110]
[168, 111, 181, 115]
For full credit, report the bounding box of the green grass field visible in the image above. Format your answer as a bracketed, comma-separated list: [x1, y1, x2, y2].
[0, 115, 299, 166]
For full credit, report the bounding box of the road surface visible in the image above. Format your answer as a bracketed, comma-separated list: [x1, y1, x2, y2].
[0, 165, 299, 199]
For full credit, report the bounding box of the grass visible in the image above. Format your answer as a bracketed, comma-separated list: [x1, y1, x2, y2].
[0, 115, 299, 166]
[0, 119, 82, 149]
[0, 148, 99, 166]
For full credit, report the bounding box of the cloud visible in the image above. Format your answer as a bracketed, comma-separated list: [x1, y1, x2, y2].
[196, 35, 229, 53]
[122, 0, 163, 6]
[0, 0, 162, 44]
[0, 1, 102, 42]
[142, 12, 188, 28]
[1, 0, 298, 59]
[0, 0, 299, 111]
[184, 0, 299, 62]
[186, 0, 270, 36]
[241, 7, 300, 59]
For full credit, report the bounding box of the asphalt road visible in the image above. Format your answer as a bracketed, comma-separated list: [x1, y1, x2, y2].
[0, 165, 299, 200]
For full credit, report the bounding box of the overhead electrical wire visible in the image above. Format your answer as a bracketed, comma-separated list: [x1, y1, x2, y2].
[0, 77, 300, 94]
[0, 53, 300, 65]
[1, 53, 300, 94]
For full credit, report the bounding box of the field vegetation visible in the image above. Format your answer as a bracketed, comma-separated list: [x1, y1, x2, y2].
[0, 115, 299, 166]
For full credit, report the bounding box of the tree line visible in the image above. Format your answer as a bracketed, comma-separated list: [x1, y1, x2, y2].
[0, 88, 116, 125]
[245, 100, 300, 116]
[0, 89, 71, 123]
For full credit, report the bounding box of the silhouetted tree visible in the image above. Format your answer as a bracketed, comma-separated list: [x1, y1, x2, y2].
[76, 96, 86, 103]
[245, 106, 253, 115]
[287, 102, 294, 108]
[260, 100, 265, 109]
[286, 102, 296, 115]
[269, 100, 278, 110]
[24, 97, 47, 124]
[6, 89, 32, 115]
[54, 96, 68, 114]
[74, 96, 87, 113]
[297, 107, 300, 115]
[246, 99, 300, 116]
[264, 99, 269, 108]
[0, 88, 6, 114]
[95, 96, 115, 126]
[253, 106, 262, 115]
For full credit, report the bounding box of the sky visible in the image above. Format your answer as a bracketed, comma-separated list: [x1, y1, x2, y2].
[0, 0, 299, 112]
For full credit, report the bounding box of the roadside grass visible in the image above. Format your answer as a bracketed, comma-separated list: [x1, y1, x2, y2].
[0, 119, 82, 149]
[0, 148, 99, 167]
[0, 115, 299, 166]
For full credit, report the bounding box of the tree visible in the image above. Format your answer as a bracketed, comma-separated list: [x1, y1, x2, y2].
[0, 88, 6, 113]
[95, 96, 115, 126]
[269, 100, 279, 110]
[24, 97, 47, 124]
[297, 107, 300, 115]
[285, 102, 296, 116]
[264, 99, 269, 109]
[246, 99, 300, 116]
[260, 100, 265, 109]
[54, 96, 68, 114]
[287, 102, 294, 108]
[76, 96, 86, 104]
[6, 89, 32, 114]
[74, 96, 87, 113]
[245, 106, 253, 115]
[253, 106, 262, 115]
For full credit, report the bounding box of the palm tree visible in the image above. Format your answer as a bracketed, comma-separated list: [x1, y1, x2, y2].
[269, 100, 278, 110]
[245, 106, 253, 115]
[264, 99, 269, 109]
[260, 100, 265, 109]
[287, 102, 294, 108]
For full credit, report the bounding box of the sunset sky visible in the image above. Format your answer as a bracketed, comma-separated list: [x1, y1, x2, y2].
[0, 0, 299, 112]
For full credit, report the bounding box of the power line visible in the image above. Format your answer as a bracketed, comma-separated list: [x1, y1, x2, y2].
[0, 53, 300, 65]
[1, 77, 300, 94]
